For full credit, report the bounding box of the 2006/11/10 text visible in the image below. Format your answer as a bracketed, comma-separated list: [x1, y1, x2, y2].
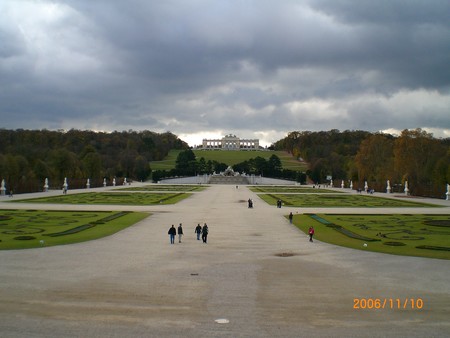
[353, 298, 424, 310]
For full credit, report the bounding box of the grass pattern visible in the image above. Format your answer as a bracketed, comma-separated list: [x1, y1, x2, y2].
[259, 193, 440, 208]
[0, 209, 149, 249]
[11, 192, 191, 205]
[293, 213, 450, 259]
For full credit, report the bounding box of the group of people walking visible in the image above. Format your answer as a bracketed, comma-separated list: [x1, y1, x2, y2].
[168, 216, 314, 245]
[168, 223, 209, 244]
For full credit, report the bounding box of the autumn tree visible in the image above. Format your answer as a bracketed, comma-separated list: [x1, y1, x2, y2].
[134, 155, 151, 181]
[355, 133, 395, 186]
[81, 145, 103, 179]
[394, 129, 441, 181]
[48, 149, 80, 181]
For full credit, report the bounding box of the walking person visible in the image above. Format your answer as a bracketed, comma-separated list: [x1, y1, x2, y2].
[168, 224, 176, 244]
[202, 223, 209, 243]
[195, 224, 202, 240]
[308, 226, 315, 242]
[289, 212, 293, 224]
[178, 223, 183, 243]
[248, 198, 253, 208]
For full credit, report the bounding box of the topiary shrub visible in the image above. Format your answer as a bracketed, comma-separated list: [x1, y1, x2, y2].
[416, 245, 450, 251]
[14, 236, 36, 240]
[383, 241, 406, 246]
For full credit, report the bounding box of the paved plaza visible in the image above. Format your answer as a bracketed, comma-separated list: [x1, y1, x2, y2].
[0, 184, 449, 337]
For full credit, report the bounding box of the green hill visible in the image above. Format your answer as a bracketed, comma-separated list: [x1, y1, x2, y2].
[150, 150, 307, 171]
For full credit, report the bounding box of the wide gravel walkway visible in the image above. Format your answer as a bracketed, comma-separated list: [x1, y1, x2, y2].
[0, 184, 449, 337]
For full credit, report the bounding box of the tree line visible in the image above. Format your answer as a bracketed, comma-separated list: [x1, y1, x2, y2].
[0, 129, 188, 193]
[1, 128, 448, 198]
[152, 149, 307, 183]
[273, 128, 449, 198]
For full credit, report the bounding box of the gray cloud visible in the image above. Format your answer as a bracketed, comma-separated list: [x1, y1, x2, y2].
[0, 0, 449, 146]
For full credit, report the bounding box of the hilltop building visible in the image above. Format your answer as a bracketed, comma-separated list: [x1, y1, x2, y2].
[201, 134, 260, 150]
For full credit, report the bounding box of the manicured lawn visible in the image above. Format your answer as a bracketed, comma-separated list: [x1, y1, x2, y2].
[259, 193, 440, 208]
[250, 186, 339, 193]
[150, 150, 182, 170]
[0, 209, 149, 250]
[11, 192, 191, 205]
[150, 149, 307, 171]
[292, 213, 450, 259]
[119, 185, 208, 192]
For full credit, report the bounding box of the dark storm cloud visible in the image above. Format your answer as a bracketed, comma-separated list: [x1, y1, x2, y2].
[0, 0, 449, 145]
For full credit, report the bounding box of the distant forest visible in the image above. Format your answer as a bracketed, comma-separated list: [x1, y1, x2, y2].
[0, 128, 448, 198]
[273, 128, 449, 198]
[0, 129, 188, 193]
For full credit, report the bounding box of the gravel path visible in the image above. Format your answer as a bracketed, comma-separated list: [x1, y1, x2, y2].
[0, 184, 449, 337]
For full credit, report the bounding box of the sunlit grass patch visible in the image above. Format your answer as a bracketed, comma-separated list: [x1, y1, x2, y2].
[11, 192, 192, 205]
[250, 186, 339, 193]
[118, 185, 207, 192]
[259, 193, 440, 207]
[292, 213, 450, 259]
[0, 209, 149, 250]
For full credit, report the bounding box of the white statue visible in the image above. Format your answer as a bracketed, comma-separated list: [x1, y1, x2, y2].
[364, 181, 368, 192]
[404, 180, 409, 195]
[386, 180, 391, 194]
[62, 177, 68, 194]
[113, 178, 116, 186]
[86, 178, 90, 189]
[44, 178, 49, 192]
[123, 177, 127, 185]
[446, 183, 449, 201]
[330, 179, 333, 187]
[350, 181, 353, 190]
[103, 178, 107, 187]
[0, 179, 5, 196]
[341, 180, 344, 188]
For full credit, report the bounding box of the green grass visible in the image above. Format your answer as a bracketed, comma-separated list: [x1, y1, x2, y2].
[259, 193, 440, 207]
[250, 186, 340, 193]
[118, 185, 208, 192]
[150, 150, 183, 170]
[292, 213, 450, 259]
[12, 192, 192, 205]
[0, 209, 149, 250]
[150, 149, 307, 171]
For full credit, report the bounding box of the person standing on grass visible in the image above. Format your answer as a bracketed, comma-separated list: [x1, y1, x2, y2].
[178, 223, 184, 243]
[202, 223, 209, 243]
[168, 225, 176, 244]
[308, 226, 315, 242]
[195, 224, 202, 240]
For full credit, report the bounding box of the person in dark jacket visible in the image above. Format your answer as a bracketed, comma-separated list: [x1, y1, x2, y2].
[168, 225, 176, 244]
[202, 223, 209, 243]
[195, 224, 202, 240]
[178, 223, 183, 243]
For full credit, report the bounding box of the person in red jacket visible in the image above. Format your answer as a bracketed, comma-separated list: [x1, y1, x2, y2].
[308, 226, 315, 242]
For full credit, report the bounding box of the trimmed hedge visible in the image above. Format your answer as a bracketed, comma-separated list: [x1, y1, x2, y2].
[416, 245, 450, 251]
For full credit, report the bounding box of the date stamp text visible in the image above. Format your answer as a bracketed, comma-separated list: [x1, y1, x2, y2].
[353, 298, 424, 310]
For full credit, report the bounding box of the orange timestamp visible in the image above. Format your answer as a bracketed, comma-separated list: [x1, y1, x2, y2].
[353, 298, 424, 310]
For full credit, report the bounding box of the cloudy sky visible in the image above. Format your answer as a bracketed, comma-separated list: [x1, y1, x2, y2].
[1, 0, 449, 146]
